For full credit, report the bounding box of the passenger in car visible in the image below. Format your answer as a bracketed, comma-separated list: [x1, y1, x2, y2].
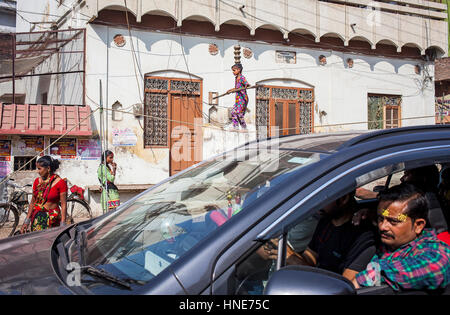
[401, 166, 450, 245]
[438, 167, 450, 223]
[355, 165, 450, 245]
[264, 191, 376, 281]
[353, 183, 450, 291]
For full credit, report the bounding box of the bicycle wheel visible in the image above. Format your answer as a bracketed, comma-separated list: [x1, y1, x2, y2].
[0, 203, 19, 238]
[66, 198, 92, 224]
[0, 204, 8, 228]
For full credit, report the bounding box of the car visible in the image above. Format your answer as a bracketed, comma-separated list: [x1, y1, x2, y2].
[0, 125, 449, 295]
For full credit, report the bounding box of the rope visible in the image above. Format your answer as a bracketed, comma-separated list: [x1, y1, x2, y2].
[87, 99, 436, 134]
[0, 107, 100, 186]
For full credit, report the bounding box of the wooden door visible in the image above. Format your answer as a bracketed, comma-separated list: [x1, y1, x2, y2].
[170, 94, 202, 176]
[384, 105, 401, 129]
[269, 100, 299, 136]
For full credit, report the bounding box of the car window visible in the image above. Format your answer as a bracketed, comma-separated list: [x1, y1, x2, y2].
[232, 164, 406, 295]
[233, 211, 320, 295]
[356, 176, 388, 199]
[80, 146, 327, 289]
[223, 144, 450, 296]
[233, 190, 378, 296]
[387, 172, 403, 188]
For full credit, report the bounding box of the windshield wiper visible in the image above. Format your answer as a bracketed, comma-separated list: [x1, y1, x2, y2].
[75, 228, 86, 266]
[80, 265, 146, 290]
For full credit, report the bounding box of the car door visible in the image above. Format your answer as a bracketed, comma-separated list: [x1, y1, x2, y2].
[207, 140, 450, 295]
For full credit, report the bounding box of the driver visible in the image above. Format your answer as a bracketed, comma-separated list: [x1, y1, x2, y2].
[353, 183, 450, 291]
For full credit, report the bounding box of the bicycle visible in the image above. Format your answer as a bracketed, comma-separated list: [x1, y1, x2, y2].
[0, 179, 31, 238]
[0, 178, 92, 238]
[65, 179, 92, 224]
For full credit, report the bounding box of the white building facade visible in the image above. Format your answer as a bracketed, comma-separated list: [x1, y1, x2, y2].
[5, 0, 448, 215]
[0, 0, 16, 33]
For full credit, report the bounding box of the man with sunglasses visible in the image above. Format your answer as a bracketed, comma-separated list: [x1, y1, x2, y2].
[353, 183, 450, 291]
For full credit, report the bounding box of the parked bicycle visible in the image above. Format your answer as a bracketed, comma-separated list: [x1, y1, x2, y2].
[65, 179, 92, 224]
[0, 178, 92, 238]
[0, 179, 31, 238]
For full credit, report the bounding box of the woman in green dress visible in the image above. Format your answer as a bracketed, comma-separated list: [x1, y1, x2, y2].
[98, 150, 120, 212]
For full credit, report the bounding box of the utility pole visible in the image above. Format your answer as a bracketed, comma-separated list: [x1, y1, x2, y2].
[99, 80, 107, 214]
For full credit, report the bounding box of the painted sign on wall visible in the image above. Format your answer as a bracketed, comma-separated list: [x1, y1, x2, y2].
[0, 140, 11, 157]
[78, 139, 102, 160]
[0, 160, 10, 178]
[12, 136, 44, 156]
[112, 128, 137, 146]
[50, 138, 77, 159]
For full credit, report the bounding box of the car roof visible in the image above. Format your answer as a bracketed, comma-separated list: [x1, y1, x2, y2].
[338, 125, 450, 149]
[245, 125, 450, 155]
[246, 131, 367, 154]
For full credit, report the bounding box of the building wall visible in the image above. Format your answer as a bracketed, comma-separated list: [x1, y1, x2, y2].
[86, 22, 435, 133]
[5, 23, 436, 212]
[2, 52, 84, 106]
[435, 80, 450, 124]
[82, 0, 448, 56]
[0, 0, 16, 30]
[15, 0, 85, 32]
[75, 23, 434, 194]
[7, 0, 442, 217]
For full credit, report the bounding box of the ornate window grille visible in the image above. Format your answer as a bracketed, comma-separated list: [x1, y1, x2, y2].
[272, 87, 298, 100]
[256, 87, 270, 99]
[144, 76, 202, 147]
[256, 99, 269, 139]
[300, 101, 313, 134]
[144, 93, 168, 146]
[299, 90, 313, 101]
[256, 86, 314, 137]
[170, 80, 201, 94]
[145, 78, 168, 91]
[368, 94, 402, 130]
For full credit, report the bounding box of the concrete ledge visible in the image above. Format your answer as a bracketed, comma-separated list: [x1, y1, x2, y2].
[87, 184, 153, 192]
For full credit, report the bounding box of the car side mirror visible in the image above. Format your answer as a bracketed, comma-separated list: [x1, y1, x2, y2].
[373, 185, 385, 193]
[264, 265, 356, 295]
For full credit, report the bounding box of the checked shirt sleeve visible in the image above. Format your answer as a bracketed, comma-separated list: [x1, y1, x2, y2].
[356, 257, 382, 287]
[357, 244, 450, 291]
[377, 246, 450, 291]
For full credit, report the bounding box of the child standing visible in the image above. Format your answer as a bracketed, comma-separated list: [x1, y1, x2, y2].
[227, 63, 250, 130]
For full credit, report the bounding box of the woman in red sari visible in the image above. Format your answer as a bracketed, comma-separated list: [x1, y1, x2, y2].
[20, 156, 68, 233]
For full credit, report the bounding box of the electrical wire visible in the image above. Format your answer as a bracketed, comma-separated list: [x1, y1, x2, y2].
[0, 106, 100, 186]
[49, 0, 449, 40]
[17, 3, 437, 140]
[5, 1, 52, 31]
[218, 0, 447, 47]
[87, 97, 437, 135]
[17, 0, 447, 51]
[52, 0, 447, 59]
[123, 0, 158, 162]
[81, 13, 432, 125]
[176, 31, 226, 127]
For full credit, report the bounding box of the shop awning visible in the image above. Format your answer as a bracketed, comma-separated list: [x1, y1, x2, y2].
[0, 103, 92, 136]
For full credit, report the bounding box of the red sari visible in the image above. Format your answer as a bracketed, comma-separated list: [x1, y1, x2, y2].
[30, 175, 67, 231]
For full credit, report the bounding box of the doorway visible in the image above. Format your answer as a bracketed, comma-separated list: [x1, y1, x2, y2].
[256, 85, 314, 137]
[144, 76, 203, 176]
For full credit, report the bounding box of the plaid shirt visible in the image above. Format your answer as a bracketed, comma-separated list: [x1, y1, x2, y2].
[356, 229, 450, 291]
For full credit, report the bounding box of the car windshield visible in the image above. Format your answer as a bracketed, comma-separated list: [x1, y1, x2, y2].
[82, 134, 358, 287]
